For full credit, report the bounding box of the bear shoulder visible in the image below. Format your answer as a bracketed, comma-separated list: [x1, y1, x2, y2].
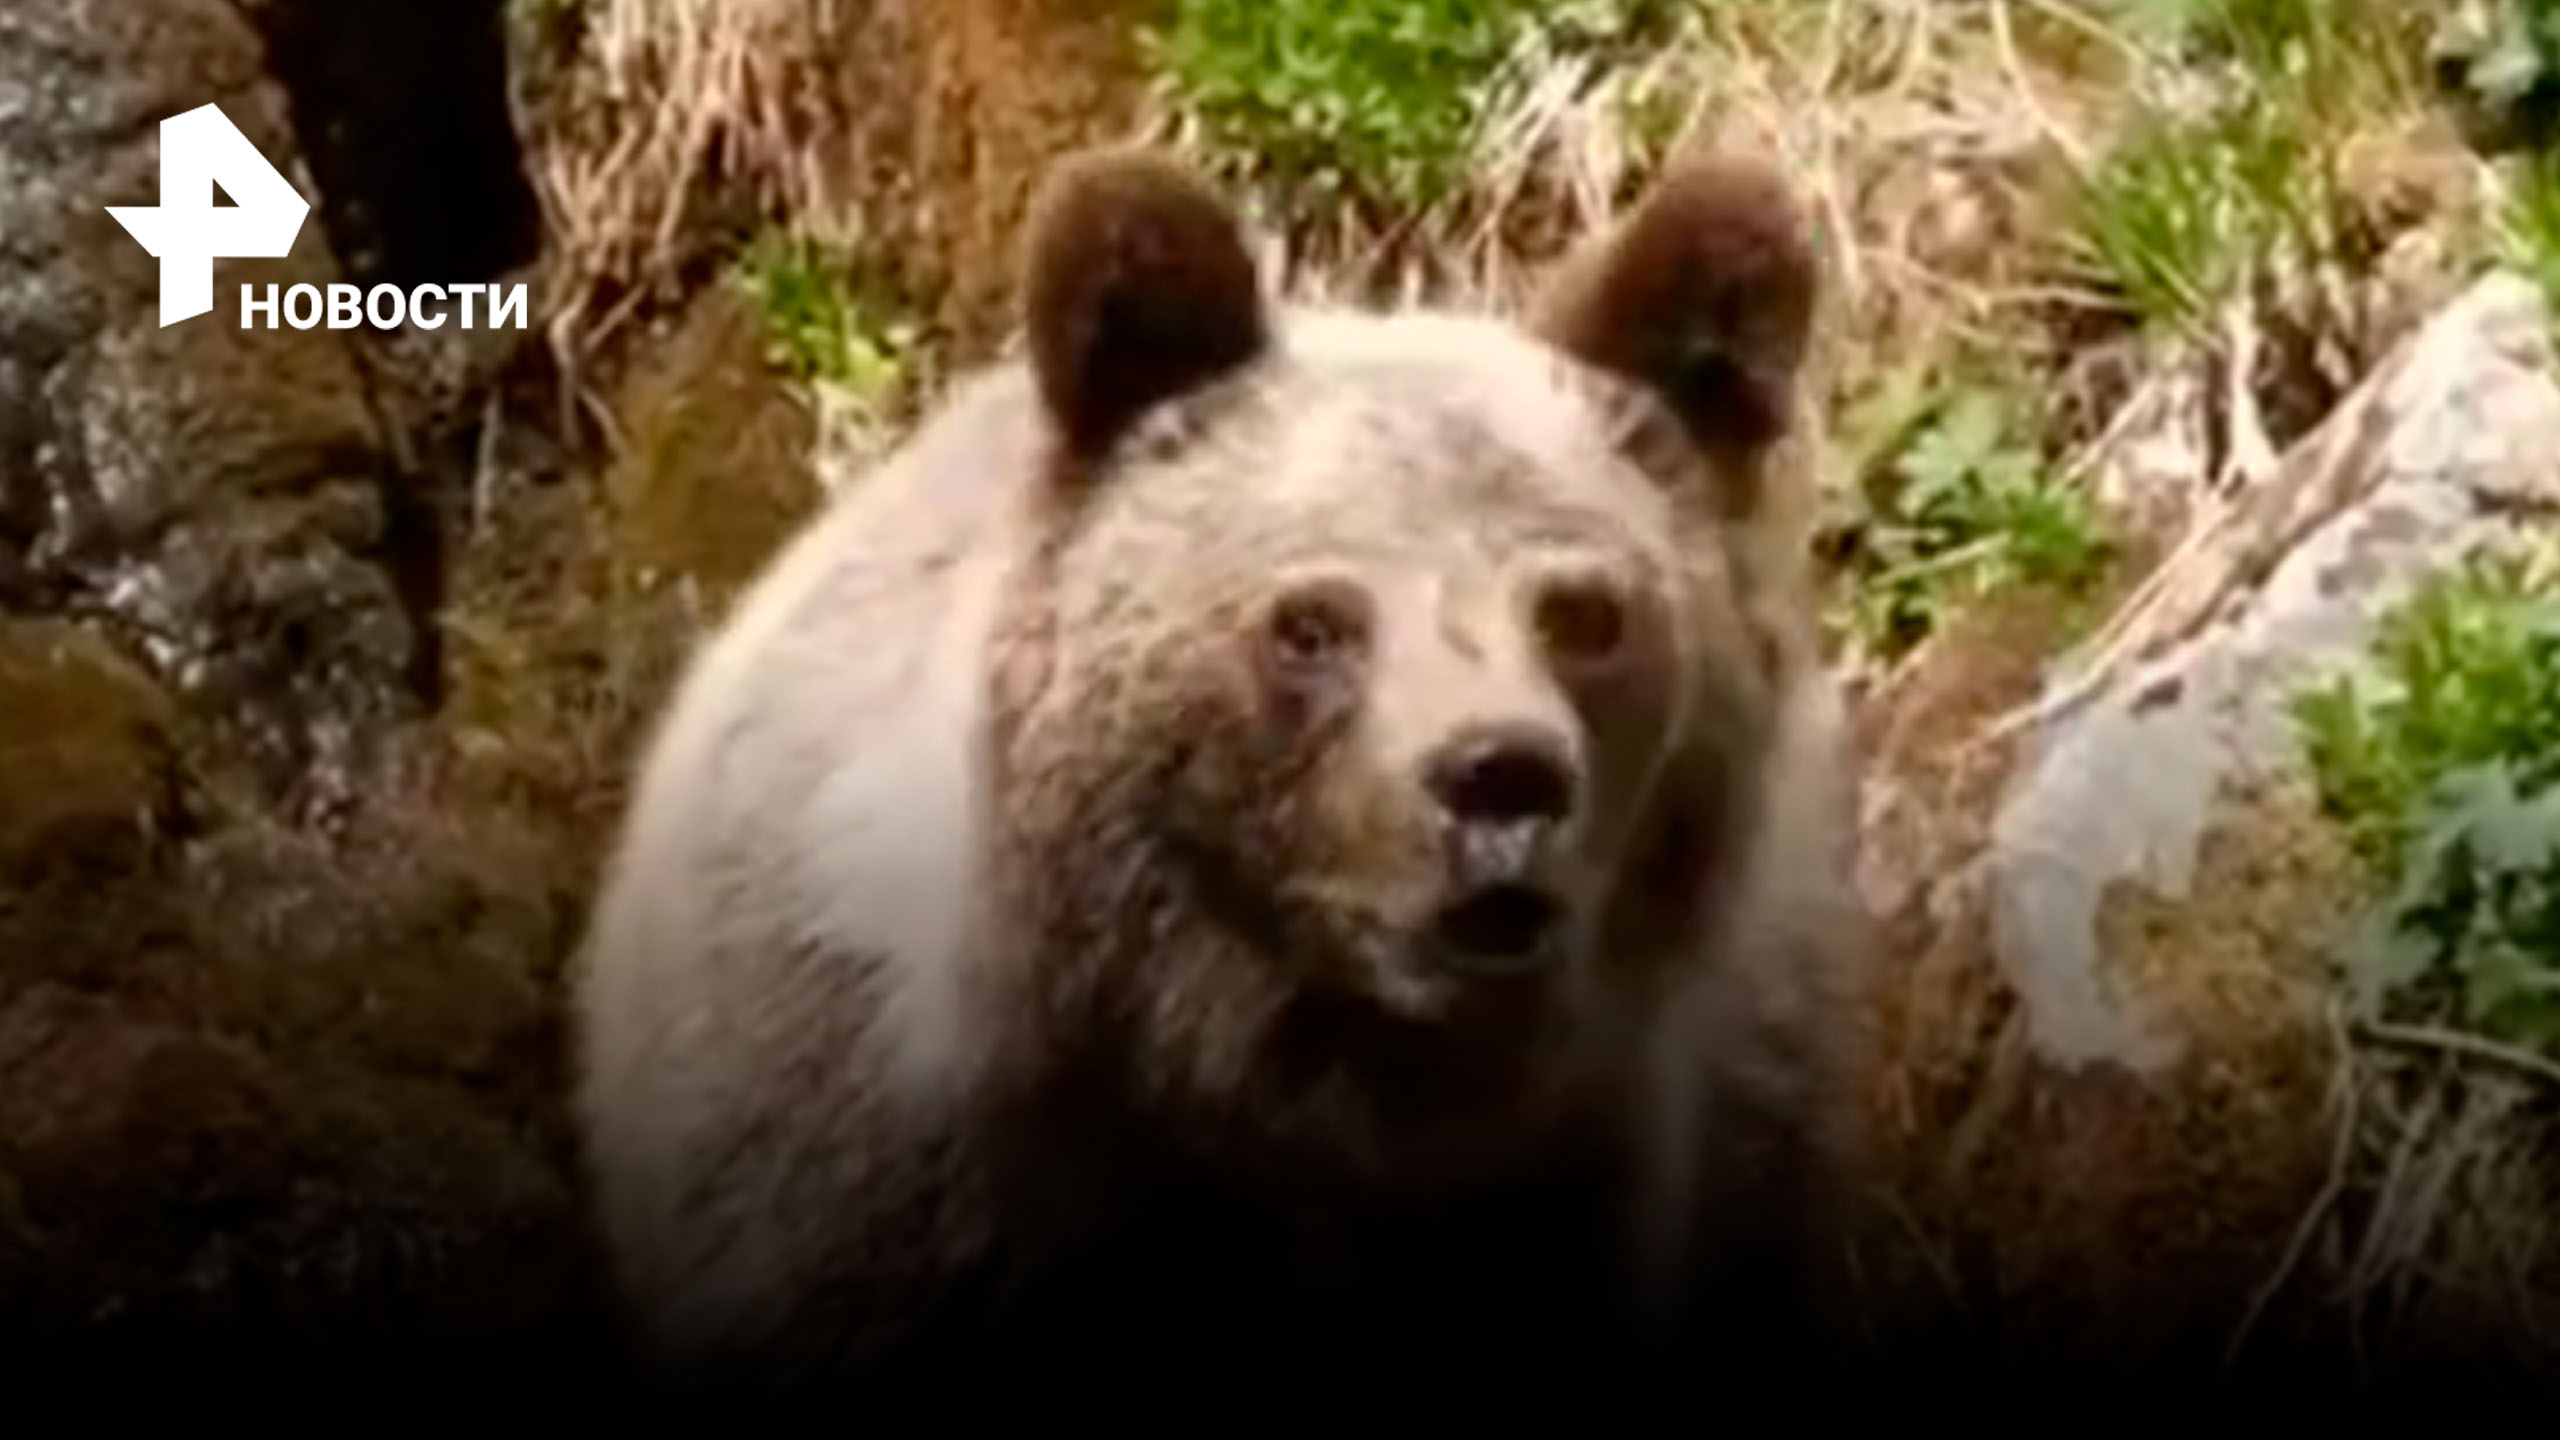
[572, 364, 1060, 1369]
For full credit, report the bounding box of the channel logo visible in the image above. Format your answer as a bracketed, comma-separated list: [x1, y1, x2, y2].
[107, 102, 527, 332]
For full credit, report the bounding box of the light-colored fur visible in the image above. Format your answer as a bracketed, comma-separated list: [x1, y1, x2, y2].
[577, 365, 1040, 1361]
[573, 152, 1867, 1397]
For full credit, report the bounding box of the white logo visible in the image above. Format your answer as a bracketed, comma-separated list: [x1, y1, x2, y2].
[107, 103, 311, 328]
[106, 102, 529, 333]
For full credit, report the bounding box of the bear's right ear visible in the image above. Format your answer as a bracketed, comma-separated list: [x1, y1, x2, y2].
[1528, 147, 1816, 514]
[1022, 148, 1271, 463]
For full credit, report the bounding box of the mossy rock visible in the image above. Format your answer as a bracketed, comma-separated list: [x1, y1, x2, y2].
[604, 286, 823, 605]
[0, 620, 185, 882]
[0, 985, 292, 1250]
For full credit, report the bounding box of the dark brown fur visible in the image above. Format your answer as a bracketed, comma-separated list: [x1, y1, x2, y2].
[1531, 151, 1819, 513]
[1022, 147, 1270, 464]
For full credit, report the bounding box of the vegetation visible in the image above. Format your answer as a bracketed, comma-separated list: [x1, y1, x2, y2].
[732, 228, 915, 402]
[1141, 0, 1662, 209]
[2066, 97, 2314, 341]
[2293, 540, 2560, 1055]
[726, 225, 924, 473]
[1837, 383, 2113, 656]
[2277, 537, 2560, 1361]
[2064, 0, 2432, 341]
[2496, 141, 2560, 327]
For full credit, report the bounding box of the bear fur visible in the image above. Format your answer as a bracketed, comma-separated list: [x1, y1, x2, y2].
[572, 143, 1870, 1414]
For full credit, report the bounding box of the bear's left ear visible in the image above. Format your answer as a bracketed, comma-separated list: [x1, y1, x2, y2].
[1022, 148, 1272, 464]
[1528, 149, 1816, 507]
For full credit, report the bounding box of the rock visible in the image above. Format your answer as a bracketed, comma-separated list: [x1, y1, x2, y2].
[1986, 271, 2560, 1072]
[0, 785, 603, 1384]
[1855, 270, 2560, 1378]
[0, 985, 292, 1252]
[0, 0, 427, 815]
[0, 618, 183, 881]
[0, 980, 599, 1387]
[175, 815, 564, 1088]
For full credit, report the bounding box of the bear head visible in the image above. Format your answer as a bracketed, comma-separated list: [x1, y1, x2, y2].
[985, 145, 1822, 1183]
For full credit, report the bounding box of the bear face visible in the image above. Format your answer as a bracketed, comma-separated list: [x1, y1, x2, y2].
[983, 150, 1823, 1185]
[569, 145, 1856, 1396]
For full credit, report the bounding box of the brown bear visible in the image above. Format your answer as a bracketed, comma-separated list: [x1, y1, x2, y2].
[571, 142, 1870, 1415]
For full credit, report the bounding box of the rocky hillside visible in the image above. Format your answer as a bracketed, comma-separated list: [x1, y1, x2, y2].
[2, 0, 2557, 1401]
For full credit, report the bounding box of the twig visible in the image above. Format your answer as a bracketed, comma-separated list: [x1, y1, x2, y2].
[471, 389, 506, 544]
[2354, 1020, 2560, 1089]
[1886, 0, 1937, 99]
[1988, 0, 2092, 179]
[2217, 290, 2279, 491]
[2017, 0, 2157, 69]
[1875, 1185, 1969, 1313]
[1867, 533, 2015, 590]
[2226, 1000, 2361, 1367]
[2339, 1068, 2523, 1368]
[1860, 245, 2123, 316]
[1808, 0, 1851, 100]
[2048, 367, 2171, 492]
[2346, 1082, 2441, 1302]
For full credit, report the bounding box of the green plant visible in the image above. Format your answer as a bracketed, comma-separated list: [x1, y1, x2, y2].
[1140, 0, 1656, 208]
[2067, 0, 2430, 338]
[2108, 0, 2430, 100]
[2291, 541, 2560, 1053]
[2496, 144, 2560, 326]
[1841, 385, 2113, 655]
[2069, 101, 2310, 338]
[732, 229, 913, 400]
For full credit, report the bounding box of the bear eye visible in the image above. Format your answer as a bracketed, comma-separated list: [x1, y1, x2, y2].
[1534, 578, 1628, 667]
[1262, 579, 1372, 676]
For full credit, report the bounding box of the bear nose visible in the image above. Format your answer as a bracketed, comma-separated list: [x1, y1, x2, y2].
[1423, 722, 1578, 830]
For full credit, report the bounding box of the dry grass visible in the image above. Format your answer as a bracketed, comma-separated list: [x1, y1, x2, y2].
[2231, 1009, 2560, 1384]
[514, 0, 880, 425]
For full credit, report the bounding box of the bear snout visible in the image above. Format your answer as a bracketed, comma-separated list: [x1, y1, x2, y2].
[1406, 719, 1584, 978]
[1420, 719, 1579, 833]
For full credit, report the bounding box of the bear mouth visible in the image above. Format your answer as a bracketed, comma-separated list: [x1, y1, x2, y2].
[1428, 882, 1565, 976]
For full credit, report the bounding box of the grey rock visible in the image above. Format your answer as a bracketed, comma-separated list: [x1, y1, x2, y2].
[0, 0, 425, 814]
[1983, 272, 2560, 1071]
